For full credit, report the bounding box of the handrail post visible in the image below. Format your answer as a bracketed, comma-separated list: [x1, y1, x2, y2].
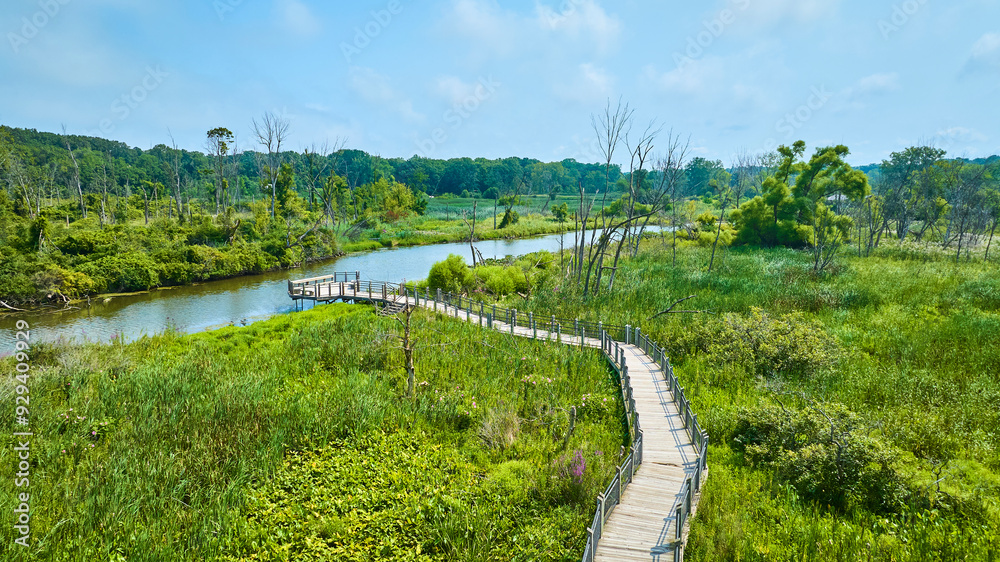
[529, 312, 535, 338]
[675, 505, 683, 540]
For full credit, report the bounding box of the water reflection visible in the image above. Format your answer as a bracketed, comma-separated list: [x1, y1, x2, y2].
[1, 229, 650, 353]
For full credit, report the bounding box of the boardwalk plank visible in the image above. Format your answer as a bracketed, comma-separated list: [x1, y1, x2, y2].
[289, 280, 704, 561]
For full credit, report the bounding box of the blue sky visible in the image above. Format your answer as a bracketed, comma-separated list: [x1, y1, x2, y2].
[1, 0, 998, 167]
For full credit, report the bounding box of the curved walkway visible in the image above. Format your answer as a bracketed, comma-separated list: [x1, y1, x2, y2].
[288, 275, 707, 561]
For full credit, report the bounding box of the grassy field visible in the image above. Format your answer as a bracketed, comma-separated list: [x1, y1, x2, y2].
[503, 240, 1000, 560]
[0, 304, 628, 561]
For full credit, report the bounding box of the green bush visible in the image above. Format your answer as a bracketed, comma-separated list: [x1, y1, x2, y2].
[427, 254, 471, 294]
[77, 252, 161, 293]
[677, 307, 839, 378]
[733, 403, 905, 513]
[498, 209, 520, 229]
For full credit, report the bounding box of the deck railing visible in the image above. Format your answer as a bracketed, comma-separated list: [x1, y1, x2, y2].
[289, 274, 707, 561]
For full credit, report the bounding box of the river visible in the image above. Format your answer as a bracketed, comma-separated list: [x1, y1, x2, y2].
[0, 230, 605, 354]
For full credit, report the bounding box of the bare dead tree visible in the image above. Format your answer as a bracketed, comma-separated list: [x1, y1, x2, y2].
[708, 172, 733, 273]
[301, 143, 326, 213]
[167, 130, 185, 219]
[0, 136, 36, 219]
[61, 126, 87, 219]
[251, 111, 290, 219]
[580, 98, 633, 297]
[604, 120, 660, 291]
[647, 295, 714, 320]
[463, 200, 479, 267]
[653, 135, 690, 266]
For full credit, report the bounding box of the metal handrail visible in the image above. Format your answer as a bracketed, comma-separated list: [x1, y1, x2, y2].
[287, 273, 707, 562]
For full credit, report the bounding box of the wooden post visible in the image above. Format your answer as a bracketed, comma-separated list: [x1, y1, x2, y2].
[675, 506, 683, 540]
[686, 477, 693, 514]
[598, 494, 606, 531]
[694, 454, 701, 490]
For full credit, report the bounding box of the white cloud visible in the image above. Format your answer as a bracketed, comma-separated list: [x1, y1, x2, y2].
[278, 0, 321, 37]
[445, 0, 521, 56]
[305, 103, 331, 114]
[441, 0, 622, 59]
[854, 72, 900, 94]
[643, 57, 726, 96]
[534, 0, 622, 53]
[964, 32, 1000, 73]
[836, 72, 900, 111]
[348, 67, 424, 123]
[971, 32, 1000, 59]
[740, 0, 840, 28]
[552, 63, 614, 103]
[932, 126, 988, 144]
[435, 76, 481, 105]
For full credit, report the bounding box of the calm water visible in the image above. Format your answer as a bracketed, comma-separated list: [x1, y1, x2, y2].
[0, 230, 601, 354]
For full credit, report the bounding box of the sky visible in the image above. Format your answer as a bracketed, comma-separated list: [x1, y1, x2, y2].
[1, 0, 998, 168]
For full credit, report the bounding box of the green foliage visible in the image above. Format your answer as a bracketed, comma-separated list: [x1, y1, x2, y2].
[733, 403, 905, 513]
[707, 307, 839, 378]
[551, 202, 569, 222]
[510, 241, 1000, 559]
[730, 142, 869, 258]
[427, 254, 471, 294]
[498, 209, 520, 229]
[78, 252, 161, 293]
[0, 303, 625, 561]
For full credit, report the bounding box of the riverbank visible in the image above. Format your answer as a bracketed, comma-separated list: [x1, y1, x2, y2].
[0, 302, 626, 560]
[0, 210, 621, 315]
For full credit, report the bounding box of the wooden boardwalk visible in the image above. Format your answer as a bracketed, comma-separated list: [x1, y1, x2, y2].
[289, 274, 706, 561]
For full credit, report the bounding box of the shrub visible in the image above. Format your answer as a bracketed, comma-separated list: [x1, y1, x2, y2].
[708, 307, 839, 377]
[551, 202, 570, 222]
[733, 403, 905, 513]
[427, 254, 471, 294]
[499, 209, 520, 228]
[78, 252, 161, 293]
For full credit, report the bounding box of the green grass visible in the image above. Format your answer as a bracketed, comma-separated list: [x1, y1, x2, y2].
[0, 304, 628, 561]
[506, 241, 1000, 560]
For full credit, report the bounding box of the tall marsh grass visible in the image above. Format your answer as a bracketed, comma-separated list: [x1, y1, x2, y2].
[510, 241, 1000, 560]
[0, 304, 627, 561]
